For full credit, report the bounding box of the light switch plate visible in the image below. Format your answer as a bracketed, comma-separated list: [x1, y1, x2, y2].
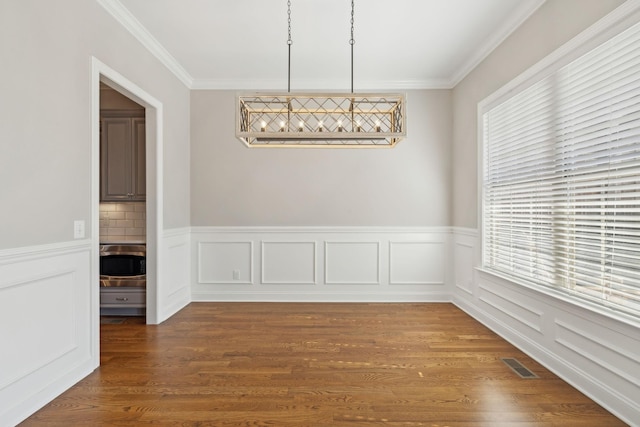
[74, 220, 85, 239]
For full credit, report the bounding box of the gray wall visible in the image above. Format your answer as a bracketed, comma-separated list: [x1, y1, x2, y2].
[1, 0, 626, 241]
[451, 0, 625, 229]
[191, 90, 451, 227]
[0, 0, 190, 250]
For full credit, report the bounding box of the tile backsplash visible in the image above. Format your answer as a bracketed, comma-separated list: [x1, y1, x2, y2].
[99, 202, 146, 242]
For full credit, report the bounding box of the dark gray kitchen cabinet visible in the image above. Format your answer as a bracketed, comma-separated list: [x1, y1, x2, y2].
[100, 112, 145, 201]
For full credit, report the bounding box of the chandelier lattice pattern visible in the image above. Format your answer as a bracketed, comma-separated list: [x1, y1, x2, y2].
[237, 93, 406, 147]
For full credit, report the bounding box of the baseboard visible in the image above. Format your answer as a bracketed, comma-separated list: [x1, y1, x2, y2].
[191, 291, 451, 303]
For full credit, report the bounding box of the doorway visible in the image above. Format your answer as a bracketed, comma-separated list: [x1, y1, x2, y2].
[99, 84, 147, 318]
[91, 58, 163, 347]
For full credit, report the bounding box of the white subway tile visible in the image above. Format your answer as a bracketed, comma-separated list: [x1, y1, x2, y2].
[99, 200, 146, 240]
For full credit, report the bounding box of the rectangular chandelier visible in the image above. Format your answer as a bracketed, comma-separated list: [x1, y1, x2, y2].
[236, 93, 406, 148]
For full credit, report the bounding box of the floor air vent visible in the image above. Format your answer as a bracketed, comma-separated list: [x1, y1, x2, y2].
[501, 358, 538, 378]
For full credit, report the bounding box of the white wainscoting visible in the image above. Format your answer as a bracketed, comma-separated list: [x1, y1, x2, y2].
[263, 241, 316, 284]
[157, 228, 191, 322]
[0, 240, 95, 427]
[325, 241, 379, 285]
[191, 227, 451, 302]
[451, 228, 640, 426]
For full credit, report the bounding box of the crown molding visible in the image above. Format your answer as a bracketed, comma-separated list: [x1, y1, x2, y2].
[97, 0, 194, 88]
[448, 0, 546, 87]
[98, 0, 546, 91]
[191, 78, 453, 91]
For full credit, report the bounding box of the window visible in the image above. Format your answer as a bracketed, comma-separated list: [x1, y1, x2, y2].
[482, 20, 640, 320]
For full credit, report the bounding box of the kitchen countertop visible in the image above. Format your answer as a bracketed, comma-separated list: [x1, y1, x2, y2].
[100, 236, 146, 244]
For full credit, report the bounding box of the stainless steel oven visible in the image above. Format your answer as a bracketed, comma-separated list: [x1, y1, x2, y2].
[100, 244, 146, 288]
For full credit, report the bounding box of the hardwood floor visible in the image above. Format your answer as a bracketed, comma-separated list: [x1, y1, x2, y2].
[20, 303, 626, 426]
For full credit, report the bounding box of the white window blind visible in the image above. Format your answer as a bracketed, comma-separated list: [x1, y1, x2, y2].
[483, 20, 640, 319]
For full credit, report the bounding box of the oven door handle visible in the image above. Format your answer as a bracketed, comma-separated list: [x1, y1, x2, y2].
[100, 274, 147, 288]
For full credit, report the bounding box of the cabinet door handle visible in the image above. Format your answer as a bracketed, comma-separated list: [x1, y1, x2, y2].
[115, 297, 129, 301]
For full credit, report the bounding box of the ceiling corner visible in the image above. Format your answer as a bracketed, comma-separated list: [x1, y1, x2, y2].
[96, 0, 195, 89]
[448, 0, 547, 88]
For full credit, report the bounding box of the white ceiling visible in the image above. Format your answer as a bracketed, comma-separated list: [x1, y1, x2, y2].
[101, 0, 545, 90]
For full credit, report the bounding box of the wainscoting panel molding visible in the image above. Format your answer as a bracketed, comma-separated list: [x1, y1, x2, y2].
[198, 241, 253, 284]
[325, 241, 380, 285]
[0, 240, 94, 427]
[0, 269, 77, 390]
[389, 241, 445, 285]
[262, 241, 317, 284]
[159, 228, 191, 322]
[453, 241, 474, 295]
[477, 283, 544, 334]
[451, 228, 640, 425]
[554, 318, 640, 407]
[191, 227, 451, 302]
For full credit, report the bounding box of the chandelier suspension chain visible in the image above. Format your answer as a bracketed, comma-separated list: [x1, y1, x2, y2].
[287, 0, 355, 93]
[287, 0, 292, 93]
[350, 0, 355, 93]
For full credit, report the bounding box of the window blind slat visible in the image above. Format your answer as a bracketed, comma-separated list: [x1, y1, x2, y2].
[483, 19, 640, 319]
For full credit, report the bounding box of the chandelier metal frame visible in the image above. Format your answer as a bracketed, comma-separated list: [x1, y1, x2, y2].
[236, 0, 406, 148]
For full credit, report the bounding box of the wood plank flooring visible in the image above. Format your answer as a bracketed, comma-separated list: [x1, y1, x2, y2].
[20, 303, 627, 426]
